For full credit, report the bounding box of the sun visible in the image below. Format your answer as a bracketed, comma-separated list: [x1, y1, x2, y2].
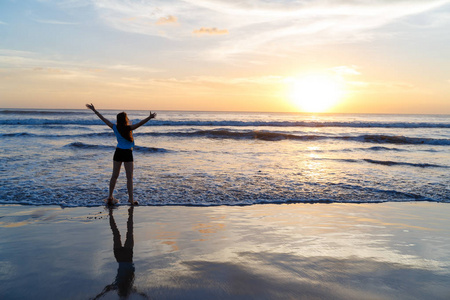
[289, 75, 344, 113]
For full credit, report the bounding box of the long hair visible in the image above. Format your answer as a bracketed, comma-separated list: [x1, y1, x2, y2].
[116, 112, 133, 142]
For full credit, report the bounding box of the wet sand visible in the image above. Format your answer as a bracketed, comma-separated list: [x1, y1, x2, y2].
[1, 202, 449, 299]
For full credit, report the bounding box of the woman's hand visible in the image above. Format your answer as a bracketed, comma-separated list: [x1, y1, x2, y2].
[86, 103, 96, 111]
[150, 111, 157, 119]
[87, 104, 113, 128]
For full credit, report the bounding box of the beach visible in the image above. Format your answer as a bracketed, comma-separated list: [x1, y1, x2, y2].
[2, 0, 450, 298]
[1, 110, 449, 298]
[1, 202, 449, 299]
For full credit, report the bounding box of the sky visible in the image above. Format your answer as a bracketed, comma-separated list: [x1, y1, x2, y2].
[0, 0, 449, 113]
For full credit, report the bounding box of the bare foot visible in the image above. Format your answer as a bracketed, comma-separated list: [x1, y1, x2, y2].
[106, 197, 119, 206]
[128, 200, 138, 206]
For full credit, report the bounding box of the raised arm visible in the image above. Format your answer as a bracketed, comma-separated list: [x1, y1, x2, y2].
[130, 111, 157, 130]
[86, 103, 114, 129]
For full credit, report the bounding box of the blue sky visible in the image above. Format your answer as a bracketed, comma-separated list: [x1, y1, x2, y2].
[1, 0, 449, 113]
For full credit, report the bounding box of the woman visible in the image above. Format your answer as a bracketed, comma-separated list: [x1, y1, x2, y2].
[86, 103, 157, 205]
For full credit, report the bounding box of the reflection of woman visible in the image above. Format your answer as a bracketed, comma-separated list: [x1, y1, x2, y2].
[110, 206, 135, 296]
[91, 207, 148, 299]
[86, 104, 157, 205]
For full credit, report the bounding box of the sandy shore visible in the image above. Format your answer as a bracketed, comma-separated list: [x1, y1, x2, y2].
[1, 202, 449, 299]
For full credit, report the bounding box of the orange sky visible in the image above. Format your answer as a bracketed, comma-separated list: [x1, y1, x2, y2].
[1, 0, 449, 113]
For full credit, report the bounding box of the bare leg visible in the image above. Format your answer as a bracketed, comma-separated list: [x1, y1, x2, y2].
[109, 208, 122, 252]
[109, 160, 122, 202]
[124, 161, 135, 204]
[124, 206, 134, 250]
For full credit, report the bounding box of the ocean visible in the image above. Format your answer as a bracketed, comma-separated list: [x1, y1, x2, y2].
[1, 109, 449, 207]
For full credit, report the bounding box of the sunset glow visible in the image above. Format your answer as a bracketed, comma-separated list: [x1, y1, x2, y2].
[290, 75, 344, 113]
[0, 1, 449, 113]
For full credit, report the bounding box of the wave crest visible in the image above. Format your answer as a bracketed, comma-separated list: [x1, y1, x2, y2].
[363, 159, 447, 168]
[64, 142, 114, 150]
[64, 142, 169, 153]
[2, 117, 450, 129]
[156, 130, 450, 146]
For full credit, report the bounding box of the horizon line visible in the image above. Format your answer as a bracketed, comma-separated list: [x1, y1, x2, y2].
[1, 107, 449, 116]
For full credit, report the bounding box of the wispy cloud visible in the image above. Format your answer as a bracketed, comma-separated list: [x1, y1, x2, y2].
[85, 0, 449, 60]
[33, 19, 78, 25]
[204, 0, 450, 59]
[156, 15, 178, 25]
[346, 80, 416, 92]
[193, 27, 228, 35]
[109, 64, 162, 73]
[98, 74, 288, 98]
[329, 66, 361, 76]
[0, 48, 162, 76]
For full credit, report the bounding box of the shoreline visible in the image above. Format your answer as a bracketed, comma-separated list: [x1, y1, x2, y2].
[1, 202, 450, 299]
[2, 199, 448, 208]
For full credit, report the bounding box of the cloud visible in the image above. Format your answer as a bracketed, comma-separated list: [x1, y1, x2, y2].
[32, 67, 64, 74]
[44, 0, 450, 60]
[329, 66, 361, 76]
[109, 64, 162, 73]
[91, 1, 177, 37]
[347, 80, 415, 91]
[156, 15, 178, 25]
[193, 27, 228, 35]
[0, 48, 161, 76]
[90, 1, 448, 37]
[186, 0, 450, 59]
[34, 19, 78, 25]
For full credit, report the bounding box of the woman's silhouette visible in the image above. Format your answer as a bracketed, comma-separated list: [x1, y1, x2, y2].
[86, 104, 156, 205]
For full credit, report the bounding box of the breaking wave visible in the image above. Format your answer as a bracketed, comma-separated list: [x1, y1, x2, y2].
[362, 159, 447, 168]
[4, 129, 450, 146]
[315, 157, 448, 169]
[1, 118, 449, 128]
[64, 142, 170, 153]
[139, 130, 450, 145]
[0, 109, 87, 116]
